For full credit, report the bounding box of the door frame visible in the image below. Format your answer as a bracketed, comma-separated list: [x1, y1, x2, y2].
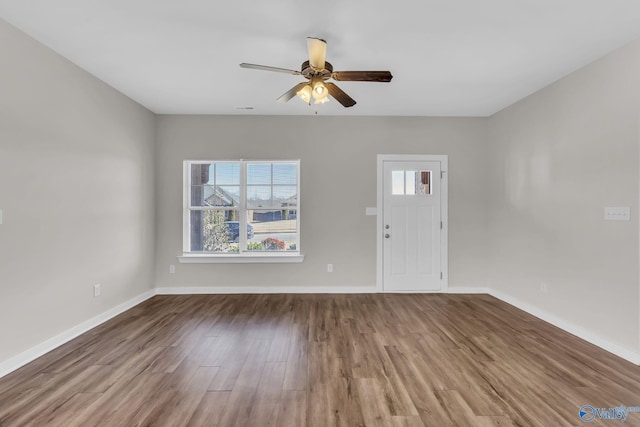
[376, 154, 448, 292]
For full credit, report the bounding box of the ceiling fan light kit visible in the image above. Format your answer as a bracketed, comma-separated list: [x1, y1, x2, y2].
[240, 37, 393, 109]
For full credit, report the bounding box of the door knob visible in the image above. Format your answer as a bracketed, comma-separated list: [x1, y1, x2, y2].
[385, 224, 390, 229]
[385, 234, 390, 238]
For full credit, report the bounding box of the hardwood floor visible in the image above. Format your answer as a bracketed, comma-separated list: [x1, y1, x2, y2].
[1, 294, 639, 426]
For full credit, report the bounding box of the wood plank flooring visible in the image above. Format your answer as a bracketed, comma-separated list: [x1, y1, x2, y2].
[1, 294, 639, 426]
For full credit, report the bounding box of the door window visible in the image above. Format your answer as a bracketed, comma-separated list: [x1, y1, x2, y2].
[391, 170, 432, 195]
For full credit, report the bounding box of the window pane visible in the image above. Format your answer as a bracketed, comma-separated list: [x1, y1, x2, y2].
[216, 186, 240, 206]
[406, 171, 416, 195]
[216, 163, 240, 185]
[191, 185, 240, 207]
[191, 185, 212, 207]
[247, 211, 297, 251]
[416, 171, 431, 195]
[190, 163, 214, 185]
[392, 170, 404, 195]
[189, 209, 240, 253]
[247, 186, 272, 208]
[273, 163, 297, 185]
[247, 163, 271, 185]
[273, 186, 297, 206]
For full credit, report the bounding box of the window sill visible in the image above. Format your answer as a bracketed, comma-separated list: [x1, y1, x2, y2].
[178, 253, 305, 264]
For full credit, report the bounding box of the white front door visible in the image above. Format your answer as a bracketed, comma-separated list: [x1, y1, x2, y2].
[380, 157, 445, 292]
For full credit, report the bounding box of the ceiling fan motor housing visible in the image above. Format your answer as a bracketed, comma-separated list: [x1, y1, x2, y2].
[301, 60, 333, 79]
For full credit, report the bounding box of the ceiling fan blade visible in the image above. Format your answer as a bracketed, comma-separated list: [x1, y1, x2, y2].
[332, 71, 393, 82]
[276, 82, 310, 103]
[240, 63, 301, 75]
[325, 83, 356, 108]
[307, 37, 327, 70]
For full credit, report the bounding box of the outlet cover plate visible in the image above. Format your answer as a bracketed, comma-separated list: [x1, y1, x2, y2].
[604, 207, 630, 221]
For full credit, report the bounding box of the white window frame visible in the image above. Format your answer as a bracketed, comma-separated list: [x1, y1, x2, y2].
[178, 159, 304, 264]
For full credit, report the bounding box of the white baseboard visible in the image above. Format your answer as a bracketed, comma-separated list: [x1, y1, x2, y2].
[446, 287, 489, 294]
[0, 289, 156, 379]
[155, 286, 490, 295]
[488, 289, 640, 366]
[155, 286, 379, 295]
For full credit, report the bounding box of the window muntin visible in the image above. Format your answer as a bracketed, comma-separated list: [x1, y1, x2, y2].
[185, 160, 300, 255]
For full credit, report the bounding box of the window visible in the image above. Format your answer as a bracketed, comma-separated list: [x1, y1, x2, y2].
[183, 160, 300, 258]
[391, 170, 431, 195]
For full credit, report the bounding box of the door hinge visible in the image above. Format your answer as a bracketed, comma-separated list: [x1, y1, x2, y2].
[441, 171, 444, 179]
[440, 221, 443, 229]
[440, 272, 443, 280]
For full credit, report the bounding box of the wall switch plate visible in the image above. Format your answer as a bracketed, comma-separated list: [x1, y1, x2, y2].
[365, 207, 377, 216]
[604, 207, 630, 221]
[327, 264, 333, 273]
[0, 209, 3, 224]
[93, 284, 101, 297]
[169, 265, 176, 274]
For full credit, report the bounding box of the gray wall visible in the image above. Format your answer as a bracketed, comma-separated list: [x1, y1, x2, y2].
[155, 116, 490, 290]
[487, 39, 640, 353]
[0, 19, 156, 363]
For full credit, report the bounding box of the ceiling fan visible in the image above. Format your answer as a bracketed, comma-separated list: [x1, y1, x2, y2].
[240, 37, 393, 108]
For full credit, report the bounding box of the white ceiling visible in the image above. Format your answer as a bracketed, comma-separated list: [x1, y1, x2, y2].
[1, 1, 640, 116]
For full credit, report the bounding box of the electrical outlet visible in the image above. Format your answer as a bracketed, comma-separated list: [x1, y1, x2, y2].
[327, 264, 333, 273]
[169, 265, 176, 274]
[94, 284, 101, 297]
[604, 207, 630, 221]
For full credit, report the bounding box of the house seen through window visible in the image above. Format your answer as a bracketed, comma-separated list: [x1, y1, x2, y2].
[184, 160, 299, 254]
